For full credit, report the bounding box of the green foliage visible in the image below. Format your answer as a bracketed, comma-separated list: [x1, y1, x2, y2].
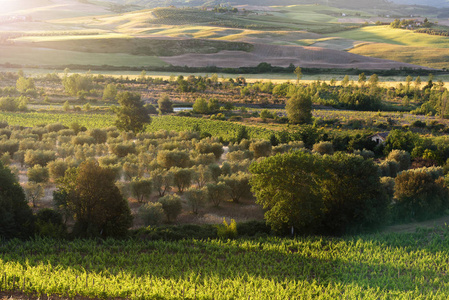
[157, 150, 190, 169]
[216, 218, 237, 239]
[286, 92, 312, 124]
[172, 167, 193, 193]
[16, 77, 35, 94]
[57, 160, 132, 238]
[114, 92, 151, 133]
[185, 187, 207, 214]
[0, 161, 34, 239]
[151, 169, 173, 197]
[62, 74, 93, 97]
[387, 150, 411, 171]
[158, 94, 173, 114]
[221, 172, 252, 203]
[138, 202, 164, 226]
[249, 140, 272, 159]
[250, 151, 389, 235]
[158, 194, 182, 222]
[35, 208, 66, 238]
[192, 97, 209, 114]
[27, 164, 49, 184]
[313, 141, 334, 155]
[102, 83, 118, 101]
[4, 229, 449, 298]
[131, 177, 153, 203]
[206, 181, 229, 207]
[394, 169, 449, 221]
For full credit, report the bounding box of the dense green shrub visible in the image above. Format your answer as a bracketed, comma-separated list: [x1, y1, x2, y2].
[158, 194, 182, 222]
[0, 161, 35, 239]
[138, 202, 165, 226]
[35, 209, 67, 238]
[393, 168, 449, 222]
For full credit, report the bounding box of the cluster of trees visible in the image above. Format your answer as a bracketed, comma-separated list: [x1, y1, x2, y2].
[390, 18, 430, 29]
[3, 118, 449, 239]
[250, 147, 449, 236]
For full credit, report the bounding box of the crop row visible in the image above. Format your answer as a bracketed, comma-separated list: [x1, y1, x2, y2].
[1, 227, 449, 299]
[0, 112, 273, 141]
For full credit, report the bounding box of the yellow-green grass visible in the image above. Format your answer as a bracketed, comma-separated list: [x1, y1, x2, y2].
[0, 45, 168, 68]
[350, 43, 449, 69]
[330, 25, 449, 48]
[298, 37, 360, 50]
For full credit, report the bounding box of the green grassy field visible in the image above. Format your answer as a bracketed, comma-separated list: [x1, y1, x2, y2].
[331, 25, 449, 48]
[0, 46, 168, 68]
[350, 43, 449, 69]
[2, 227, 449, 299]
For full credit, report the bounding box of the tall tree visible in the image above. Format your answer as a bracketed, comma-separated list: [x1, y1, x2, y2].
[0, 161, 34, 239]
[158, 94, 173, 114]
[56, 160, 132, 238]
[286, 92, 312, 124]
[114, 92, 151, 133]
[294, 66, 302, 85]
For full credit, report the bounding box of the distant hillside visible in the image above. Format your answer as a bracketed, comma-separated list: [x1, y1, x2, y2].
[392, 0, 448, 7]
[100, 0, 415, 9]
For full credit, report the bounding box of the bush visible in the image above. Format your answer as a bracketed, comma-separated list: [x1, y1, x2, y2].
[387, 150, 411, 171]
[131, 178, 153, 203]
[47, 159, 68, 181]
[24, 150, 56, 167]
[378, 160, 400, 177]
[72, 135, 96, 146]
[216, 218, 237, 239]
[35, 209, 66, 238]
[172, 167, 193, 193]
[313, 141, 334, 155]
[185, 187, 207, 214]
[88, 128, 107, 144]
[206, 182, 230, 207]
[249, 140, 272, 158]
[158, 194, 182, 222]
[138, 202, 165, 226]
[27, 164, 49, 183]
[250, 151, 389, 235]
[394, 169, 449, 222]
[237, 220, 271, 237]
[109, 143, 136, 158]
[221, 172, 252, 203]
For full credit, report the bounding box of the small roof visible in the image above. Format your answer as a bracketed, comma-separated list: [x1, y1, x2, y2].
[369, 132, 390, 140]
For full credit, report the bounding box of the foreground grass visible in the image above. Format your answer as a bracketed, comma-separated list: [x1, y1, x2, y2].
[1, 226, 449, 299]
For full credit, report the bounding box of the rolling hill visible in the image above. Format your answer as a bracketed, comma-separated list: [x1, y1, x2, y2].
[0, 0, 448, 72]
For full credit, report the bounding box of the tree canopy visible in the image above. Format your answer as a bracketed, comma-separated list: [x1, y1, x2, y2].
[114, 91, 151, 133]
[0, 161, 34, 239]
[286, 91, 312, 124]
[250, 151, 389, 235]
[56, 160, 132, 238]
